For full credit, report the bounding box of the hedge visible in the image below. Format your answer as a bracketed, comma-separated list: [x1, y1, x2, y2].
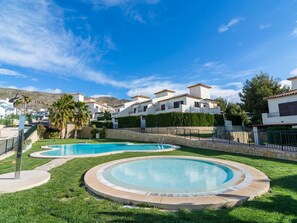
[146, 113, 224, 127]
[91, 121, 113, 129]
[118, 116, 141, 128]
[225, 115, 242, 125]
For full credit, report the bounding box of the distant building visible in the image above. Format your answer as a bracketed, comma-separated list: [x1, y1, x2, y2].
[70, 93, 115, 120]
[0, 98, 16, 118]
[112, 83, 221, 128]
[262, 76, 297, 126]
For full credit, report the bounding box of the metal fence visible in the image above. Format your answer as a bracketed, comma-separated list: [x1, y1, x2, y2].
[115, 127, 297, 152]
[0, 136, 18, 155]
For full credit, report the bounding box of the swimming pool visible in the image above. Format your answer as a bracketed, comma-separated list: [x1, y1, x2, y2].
[85, 156, 270, 210]
[31, 143, 179, 158]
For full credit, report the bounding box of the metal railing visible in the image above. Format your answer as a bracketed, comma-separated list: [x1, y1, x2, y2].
[0, 136, 18, 155]
[114, 127, 297, 152]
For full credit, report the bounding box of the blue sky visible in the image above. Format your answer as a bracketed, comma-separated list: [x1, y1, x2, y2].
[1, 0, 297, 102]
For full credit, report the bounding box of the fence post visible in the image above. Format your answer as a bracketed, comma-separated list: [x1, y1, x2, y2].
[198, 129, 200, 141]
[212, 130, 214, 142]
[280, 132, 284, 151]
[5, 139, 8, 153]
[190, 129, 191, 140]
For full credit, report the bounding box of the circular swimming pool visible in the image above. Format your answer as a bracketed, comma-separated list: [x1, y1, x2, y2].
[30, 143, 179, 158]
[85, 156, 270, 210]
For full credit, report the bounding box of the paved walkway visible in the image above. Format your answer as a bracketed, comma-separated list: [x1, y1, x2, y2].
[35, 158, 72, 171]
[0, 158, 72, 194]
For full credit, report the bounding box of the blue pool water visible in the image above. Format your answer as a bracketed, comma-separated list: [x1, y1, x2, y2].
[101, 158, 236, 194]
[40, 143, 173, 157]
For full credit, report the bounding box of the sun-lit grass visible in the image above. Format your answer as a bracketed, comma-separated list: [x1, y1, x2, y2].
[0, 139, 296, 223]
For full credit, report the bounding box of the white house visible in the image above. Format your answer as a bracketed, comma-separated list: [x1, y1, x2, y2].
[70, 93, 115, 120]
[0, 98, 16, 118]
[262, 76, 297, 126]
[112, 83, 221, 128]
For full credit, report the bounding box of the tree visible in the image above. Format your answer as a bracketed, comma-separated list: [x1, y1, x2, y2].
[239, 72, 289, 124]
[73, 101, 90, 138]
[22, 95, 32, 115]
[103, 111, 111, 120]
[226, 103, 250, 125]
[49, 94, 75, 138]
[214, 97, 228, 113]
[14, 99, 23, 115]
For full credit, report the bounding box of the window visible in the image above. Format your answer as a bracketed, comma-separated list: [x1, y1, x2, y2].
[161, 104, 165, 110]
[279, 101, 297, 116]
[173, 102, 179, 108]
[194, 102, 200, 108]
[174, 101, 184, 108]
[143, 105, 147, 112]
[133, 108, 137, 113]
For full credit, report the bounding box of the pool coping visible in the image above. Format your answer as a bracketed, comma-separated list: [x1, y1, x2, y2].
[84, 156, 270, 210]
[30, 142, 180, 159]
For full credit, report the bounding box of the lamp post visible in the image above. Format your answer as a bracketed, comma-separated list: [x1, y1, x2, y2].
[9, 94, 25, 179]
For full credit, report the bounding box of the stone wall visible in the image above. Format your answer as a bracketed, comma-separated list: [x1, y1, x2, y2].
[106, 129, 297, 162]
[77, 126, 93, 139]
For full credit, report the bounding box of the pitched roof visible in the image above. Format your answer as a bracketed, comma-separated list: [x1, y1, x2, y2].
[264, 89, 297, 100]
[287, 76, 297, 81]
[157, 94, 202, 103]
[187, 83, 212, 89]
[131, 95, 150, 99]
[154, 89, 175, 95]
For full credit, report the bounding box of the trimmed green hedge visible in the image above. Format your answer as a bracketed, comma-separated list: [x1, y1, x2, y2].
[91, 121, 113, 129]
[146, 113, 224, 127]
[226, 115, 242, 125]
[118, 116, 141, 128]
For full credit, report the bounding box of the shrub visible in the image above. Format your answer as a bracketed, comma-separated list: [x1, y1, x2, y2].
[118, 116, 141, 128]
[37, 124, 46, 139]
[225, 115, 242, 125]
[91, 121, 113, 129]
[145, 113, 224, 127]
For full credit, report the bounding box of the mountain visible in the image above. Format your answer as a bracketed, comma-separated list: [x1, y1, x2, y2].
[0, 88, 129, 111]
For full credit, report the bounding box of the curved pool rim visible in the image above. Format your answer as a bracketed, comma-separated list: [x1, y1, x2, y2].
[84, 156, 270, 210]
[30, 142, 180, 158]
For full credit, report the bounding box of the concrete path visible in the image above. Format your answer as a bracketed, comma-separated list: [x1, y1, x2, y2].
[0, 158, 72, 194]
[34, 158, 72, 172]
[0, 170, 50, 194]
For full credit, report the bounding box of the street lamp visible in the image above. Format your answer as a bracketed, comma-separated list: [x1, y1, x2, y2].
[9, 94, 25, 179]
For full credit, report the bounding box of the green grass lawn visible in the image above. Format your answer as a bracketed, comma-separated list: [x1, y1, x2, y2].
[0, 139, 296, 223]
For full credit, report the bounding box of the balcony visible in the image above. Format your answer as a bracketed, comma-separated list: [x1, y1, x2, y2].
[262, 113, 297, 125]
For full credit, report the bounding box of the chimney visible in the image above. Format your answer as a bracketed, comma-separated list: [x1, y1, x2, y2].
[287, 76, 297, 90]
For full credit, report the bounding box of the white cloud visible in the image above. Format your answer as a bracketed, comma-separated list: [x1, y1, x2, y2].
[280, 80, 291, 88]
[292, 28, 297, 37]
[0, 0, 125, 87]
[0, 68, 27, 78]
[103, 35, 116, 50]
[218, 17, 243, 33]
[211, 85, 241, 103]
[90, 94, 113, 98]
[290, 67, 297, 76]
[6, 85, 62, 94]
[259, 24, 271, 30]
[87, 0, 159, 7]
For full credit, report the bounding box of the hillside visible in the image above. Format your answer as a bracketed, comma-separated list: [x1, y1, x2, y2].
[0, 88, 129, 111]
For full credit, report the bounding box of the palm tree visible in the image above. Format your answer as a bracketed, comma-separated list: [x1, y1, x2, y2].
[22, 95, 32, 115]
[49, 94, 75, 138]
[73, 101, 90, 138]
[14, 99, 23, 115]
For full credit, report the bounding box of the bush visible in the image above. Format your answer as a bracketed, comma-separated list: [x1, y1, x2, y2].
[100, 126, 106, 139]
[37, 124, 46, 139]
[225, 115, 242, 125]
[145, 113, 224, 127]
[91, 121, 113, 129]
[118, 116, 141, 128]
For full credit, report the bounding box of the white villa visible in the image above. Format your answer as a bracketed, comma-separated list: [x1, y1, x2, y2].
[70, 93, 115, 120]
[0, 98, 16, 118]
[112, 83, 221, 128]
[262, 76, 297, 126]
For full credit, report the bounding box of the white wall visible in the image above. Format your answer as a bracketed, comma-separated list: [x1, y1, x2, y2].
[292, 79, 297, 90]
[189, 86, 211, 99]
[155, 91, 175, 98]
[268, 94, 297, 113]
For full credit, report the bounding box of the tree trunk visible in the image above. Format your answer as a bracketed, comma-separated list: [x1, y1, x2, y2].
[64, 125, 68, 139]
[24, 102, 26, 115]
[74, 129, 77, 139]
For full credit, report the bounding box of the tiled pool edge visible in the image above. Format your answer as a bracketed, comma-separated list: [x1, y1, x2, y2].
[30, 143, 180, 159]
[84, 156, 270, 210]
